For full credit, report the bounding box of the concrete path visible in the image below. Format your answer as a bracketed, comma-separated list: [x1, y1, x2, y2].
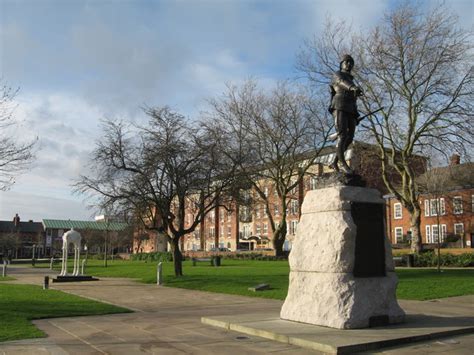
[1, 266, 473, 354]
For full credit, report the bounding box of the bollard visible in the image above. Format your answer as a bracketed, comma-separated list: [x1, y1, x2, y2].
[157, 262, 163, 285]
[43, 276, 49, 290]
[2, 262, 6, 277]
[50, 257, 54, 270]
[81, 259, 86, 275]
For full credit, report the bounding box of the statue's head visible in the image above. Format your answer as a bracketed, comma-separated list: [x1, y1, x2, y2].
[340, 54, 354, 72]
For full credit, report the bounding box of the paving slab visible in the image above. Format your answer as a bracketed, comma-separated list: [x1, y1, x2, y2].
[1, 266, 474, 354]
[202, 312, 474, 354]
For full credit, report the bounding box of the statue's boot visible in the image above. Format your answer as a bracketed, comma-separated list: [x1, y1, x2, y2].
[341, 164, 354, 175]
[329, 160, 339, 172]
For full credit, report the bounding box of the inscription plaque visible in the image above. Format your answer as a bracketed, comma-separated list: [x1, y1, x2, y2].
[351, 202, 386, 277]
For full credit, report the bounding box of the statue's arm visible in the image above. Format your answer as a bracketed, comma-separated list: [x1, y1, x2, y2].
[333, 72, 362, 96]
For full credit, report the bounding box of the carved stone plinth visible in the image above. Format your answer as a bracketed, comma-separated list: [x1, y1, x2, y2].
[280, 185, 405, 329]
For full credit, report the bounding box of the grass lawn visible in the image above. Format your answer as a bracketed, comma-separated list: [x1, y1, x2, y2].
[47, 259, 474, 301]
[0, 284, 131, 342]
[0, 276, 15, 281]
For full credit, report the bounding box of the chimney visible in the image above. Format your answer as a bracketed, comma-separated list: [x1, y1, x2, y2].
[13, 213, 20, 227]
[450, 154, 461, 166]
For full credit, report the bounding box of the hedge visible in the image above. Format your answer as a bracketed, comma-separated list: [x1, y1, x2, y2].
[413, 252, 474, 267]
[130, 252, 173, 262]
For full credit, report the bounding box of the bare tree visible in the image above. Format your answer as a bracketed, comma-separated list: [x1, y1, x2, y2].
[0, 82, 35, 189]
[297, 4, 474, 253]
[207, 80, 332, 256]
[76, 107, 236, 276]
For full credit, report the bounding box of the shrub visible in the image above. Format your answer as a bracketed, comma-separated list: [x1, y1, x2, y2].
[130, 252, 173, 262]
[223, 252, 287, 261]
[413, 252, 474, 267]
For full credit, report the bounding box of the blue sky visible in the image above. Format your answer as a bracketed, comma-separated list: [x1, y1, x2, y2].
[0, 0, 472, 221]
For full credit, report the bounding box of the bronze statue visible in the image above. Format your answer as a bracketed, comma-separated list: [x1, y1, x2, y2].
[329, 54, 363, 175]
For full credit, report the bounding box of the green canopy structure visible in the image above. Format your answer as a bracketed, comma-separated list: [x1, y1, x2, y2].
[42, 219, 128, 231]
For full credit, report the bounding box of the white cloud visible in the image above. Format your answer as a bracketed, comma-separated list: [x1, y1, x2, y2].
[0, 191, 95, 221]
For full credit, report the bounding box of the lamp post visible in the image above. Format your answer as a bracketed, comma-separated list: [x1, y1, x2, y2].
[95, 215, 110, 268]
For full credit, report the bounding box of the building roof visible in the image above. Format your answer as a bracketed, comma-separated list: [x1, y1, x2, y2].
[42, 219, 128, 231]
[0, 221, 44, 234]
[417, 162, 474, 193]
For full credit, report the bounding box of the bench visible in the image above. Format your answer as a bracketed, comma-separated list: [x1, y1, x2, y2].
[393, 255, 415, 267]
[192, 257, 212, 266]
[393, 256, 404, 266]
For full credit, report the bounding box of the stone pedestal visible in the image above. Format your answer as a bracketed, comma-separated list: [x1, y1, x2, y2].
[280, 185, 405, 329]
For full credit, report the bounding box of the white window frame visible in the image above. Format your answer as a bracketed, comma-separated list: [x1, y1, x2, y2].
[289, 220, 298, 235]
[431, 225, 439, 243]
[227, 226, 232, 237]
[439, 198, 446, 215]
[290, 200, 299, 215]
[424, 200, 430, 217]
[255, 223, 261, 235]
[453, 196, 463, 214]
[274, 205, 279, 216]
[263, 223, 268, 235]
[425, 225, 431, 243]
[394, 203, 402, 219]
[430, 199, 438, 216]
[394, 227, 403, 243]
[310, 177, 318, 190]
[256, 205, 261, 219]
[454, 223, 464, 236]
[440, 224, 447, 242]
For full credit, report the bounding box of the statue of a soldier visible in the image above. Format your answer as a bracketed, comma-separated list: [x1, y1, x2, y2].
[329, 54, 363, 175]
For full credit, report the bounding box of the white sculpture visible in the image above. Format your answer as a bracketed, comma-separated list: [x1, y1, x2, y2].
[60, 229, 82, 276]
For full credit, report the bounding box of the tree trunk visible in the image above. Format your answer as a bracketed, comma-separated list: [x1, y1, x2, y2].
[410, 208, 423, 254]
[170, 237, 183, 277]
[273, 222, 287, 257]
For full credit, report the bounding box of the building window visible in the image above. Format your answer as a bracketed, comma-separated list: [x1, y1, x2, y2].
[255, 205, 261, 219]
[424, 200, 430, 216]
[425, 225, 431, 243]
[255, 223, 261, 235]
[290, 178, 298, 195]
[441, 224, 447, 242]
[227, 226, 232, 237]
[227, 211, 232, 222]
[310, 177, 318, 190]
[220, 212, 224, 222]
[432, 225, 439, 243]
[453, 196, 463, 214]
[274, 205, 279, 216]
[394, 203, 402, 219]
[439, 198, 446, 215]
[209, 227, 215, 238]
[430, 199, 438, 216]
[220, 227, 224, 237]
[264, 187, 269, 197]
[290, 200, 299, 215]
[289, 220, 298, 235]
[394, 227, 403, 243]
[471, 195, 474, 212]
[263, 223, 268, 235]
[454, 223, 464, 236]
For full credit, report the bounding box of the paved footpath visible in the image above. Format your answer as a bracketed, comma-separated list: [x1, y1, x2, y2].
[1, 266, 473, 354]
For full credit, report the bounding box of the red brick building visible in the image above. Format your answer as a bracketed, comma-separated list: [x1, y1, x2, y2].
[179, 142, 410, 253]
[385, 157, 473, 248]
